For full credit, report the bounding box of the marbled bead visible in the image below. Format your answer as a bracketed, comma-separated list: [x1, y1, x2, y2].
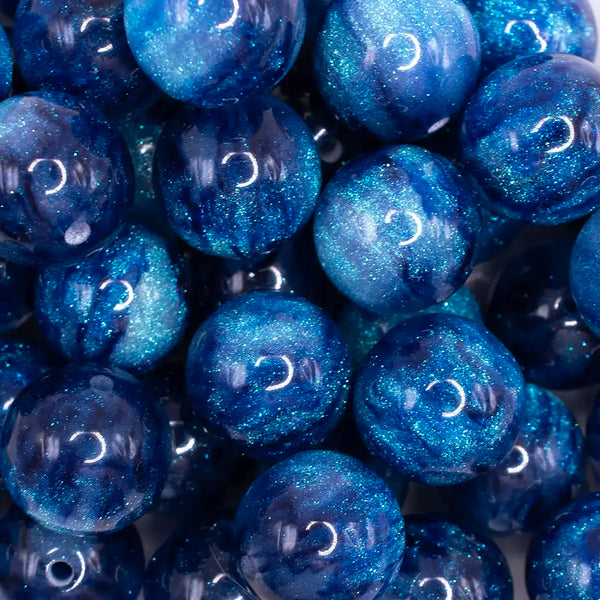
[461, 53, 600, 225]
[314, 0, 481, 141]
[314, 145, 480, 314]
[354, 313, 525, 486]
[0, 25, 11, 101]
[235, 450, 405, 600]
[585, 389, 600, 475]
[0, 260, 34, 334]
[124, 0, 306, 108]
[0, 91, 133, 266]
[0, 364, 171, 534]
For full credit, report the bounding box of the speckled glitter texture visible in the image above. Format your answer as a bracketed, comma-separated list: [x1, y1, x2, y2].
[0, 364, 171, 535]
[0, 259, 35, 334]
[235, 450, 405, 600]
[313, 145, 480, 314]
[380, 514, 513, 600]
[155, 95, 321, 260]
[186, 292, 351, 457]
[0, 92, 133, 266]
[585, 389, 600, 475]
[526, 493, 600, 599]
[313, 0, 481, 141]
[124, 0, 306, 107]
[354, 313, 525, 486]
[461, 53, 600, 225]
[35, 223, 189, 373]
[0, 25, 11, 102]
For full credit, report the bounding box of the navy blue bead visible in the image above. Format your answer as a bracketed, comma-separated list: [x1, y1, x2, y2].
[314, 145, 480, 314]
[381, 514, 513, 600]
[186, 292, 351, 457]
[0, 25, 11, 101]
[124, 0, 306, 108]
[314, 0, 481, 141]
[354, 313, 525, 486]
[462, 53, 600, 225]
[475, 207, 521, 263]
[235, 450, 405, 600]
[0, 91, 133, 266]
[0, 259, 34, 334]
[585, 390, 600, 476]
[0, 364, 171, 534]
[35, 223, 189, 373]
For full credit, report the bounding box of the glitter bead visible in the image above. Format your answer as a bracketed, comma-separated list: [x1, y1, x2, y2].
[235, 450, 405, 600]
[0, 259, 35, 334]
[475, 207, 520, 263]
[462, 53, 600, 225]
[313, 145, 480, 314]
[585, 390, 600, 476]
[354, 313, 525, 486]
[0, 24, 11, 101]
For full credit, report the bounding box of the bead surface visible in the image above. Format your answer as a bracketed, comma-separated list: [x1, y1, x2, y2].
[0, 260, 35, 334]
[0, 25, 11, 101]
[585, 390, 600, 476]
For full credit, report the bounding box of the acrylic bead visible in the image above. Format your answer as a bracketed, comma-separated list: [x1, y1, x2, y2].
[585, 390, 600, 475]
[314, 145, 480, 314]
[462, 53, 600, 225]
[0, 260, 35, 334]
[0, 364, 171, 534]
[235, 450, 405, 600]
[0, 25, 11, 101]
[124, 0, 306, 108]
[0, 91, 133, 266]
[314, 0, 481, 142]
[354, 313, 525, 486]
[186, 292, 351, 457]
[35, 223, 189, 373]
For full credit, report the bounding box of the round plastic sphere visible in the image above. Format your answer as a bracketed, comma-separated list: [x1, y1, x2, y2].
[0, 364, 171, 535]
[380, 514, 513, 600]
[124, 0, 306, 108]
[0, 260, 34, 334]
[186, 292, 351, 457]
[461, 53, 600, 225]
[354, 313, 525, 486]
[314, 145, 480, 314]
[585, 390, 600, 475]
[235, 450, 405, 600]
[35, 223, 189, 373]
[0, 91, 133, 266]
[314, 0, 481, 142]
[0, 25, 11, 101]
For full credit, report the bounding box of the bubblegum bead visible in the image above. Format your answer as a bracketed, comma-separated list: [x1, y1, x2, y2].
[0, 365, 171, 534]
[124, 0, 306, 108]
[0, 91, 133, 266]
[186, 292, 351, 457]
[461, 53, 600, 225]
[0, 259, 34, 334]
[354, 313, 525, 486]
[314, 0, 481, 141]
[0, 25, 11, 101]
[314, 145, 480, 314]
[235, 450, 405, 600]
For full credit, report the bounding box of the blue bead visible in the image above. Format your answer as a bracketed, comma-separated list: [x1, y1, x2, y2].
[124, 0, 306, 108]
[314, 0, 481, 141]
[0, 91, 133, 266]
[0, 260, 34, 334]
[35, 223, 189, 373]
[475, 207, 521, 263]
[235, 450, 405, 600]
[186, 292, 351, 457]
[381, 514, 513, 599]
[0, 25, 11, 101]
[585, 390, 600, 475]
[462, 53, 600, 225]
[0, 364, 171, 534]
[354, 313, 525, 486]
[443, 384, 585, 535]
[0, 507, 144, 599]
[314, 145, 480, 314]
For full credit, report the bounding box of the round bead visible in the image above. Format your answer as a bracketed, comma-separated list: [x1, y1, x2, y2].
[235, 450, 405, 600]
[585, 390, 600, 475]
[0, 91, 133, 266]
[314, 0, 481, 141]
[0, 364, 171, 534]
[475, 207, 520, 263]
[354, 313, 525, 486]
[0, 259, 35, 334]
[314, 145, 480, 314]
[35, 223, 189, 373]
[186, 292, 351, 457]
[0, 25, 11, 101]
[124, 0, 306, 108]
[461, 53, 600, 225]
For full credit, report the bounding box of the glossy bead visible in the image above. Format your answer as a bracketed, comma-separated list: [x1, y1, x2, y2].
[36, 223, 189, 373]
[0, 91, 133, 266]
[0, 364, 171, 534]
[354, 313, 525, 486]
[475, 207, 520, 263]
[0, 25, 11, 101]
[186, 292, 351, 457]
[0, 260, 35, 334]
[585, 390, 600, 475]
[314, 145, 480, 314]
[124, 0, 306, 108]
[314, 0, 481, 141]
[461, 53, 600, 225]
[235, 450, 405, 600]
[381, 514, 513, 600]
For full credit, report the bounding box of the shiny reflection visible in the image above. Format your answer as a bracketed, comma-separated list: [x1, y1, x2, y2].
[504, 19, 547, 52]
[68, 431, 107, 464]
[419, 577, 453, 599]
[64, 220, 91, 246]
[221, 151, 259, 188]
[506, 445, 529, 474]
[383, 33, 422, 71]
[46, 548, 86, 591]
[79, 16, 113, 53]
[254, 355, 294, 391]
[216, 0, 240, 30]
[532, 115, 575, 154]
[258, 265, 284, 290]
[27, 158, 67, 195]
[306, 520, 339, 556]
[175, 436, 196, 456]
[384, 209, 423, 246]
[426, 378, 467, 418]
[99, 279, 135, 312]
